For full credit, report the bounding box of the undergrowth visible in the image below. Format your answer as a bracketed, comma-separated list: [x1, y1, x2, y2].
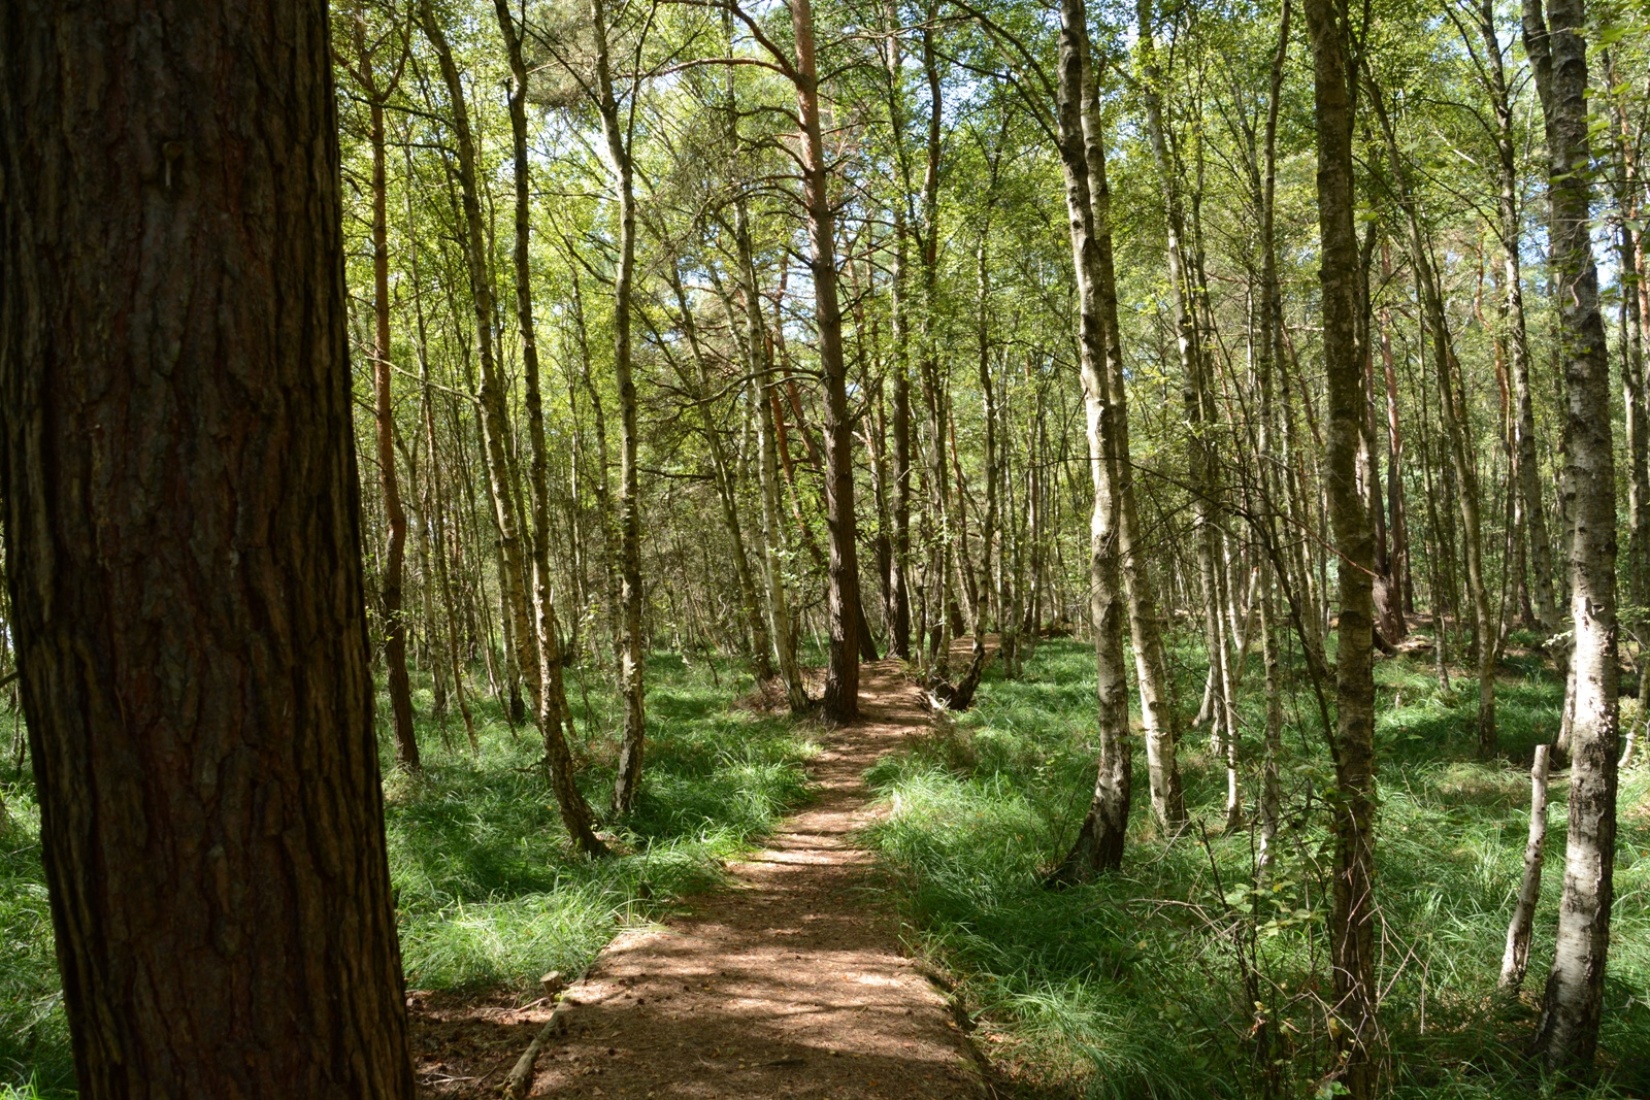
[866, 637, 1650, 1100]
[0, 650, 814, 1097]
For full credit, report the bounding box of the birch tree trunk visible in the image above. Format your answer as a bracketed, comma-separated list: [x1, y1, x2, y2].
[1524, 0, 1621, 1071]
[1048, 0, 1133, 882]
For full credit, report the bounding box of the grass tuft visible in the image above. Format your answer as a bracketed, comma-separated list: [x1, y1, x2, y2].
[867, 639, 1650, 1099]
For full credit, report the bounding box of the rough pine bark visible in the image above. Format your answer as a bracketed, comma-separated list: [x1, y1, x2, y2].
[1524, 0, 1620, 1072]
[0, 3, 415, 1094]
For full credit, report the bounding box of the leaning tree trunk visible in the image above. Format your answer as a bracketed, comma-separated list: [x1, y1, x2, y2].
[1303, 0, 1382, 1094]
[0, 5, 415, 1094]
[1500, 744, 1552, 994]
[1524, 0, 1621, 1073]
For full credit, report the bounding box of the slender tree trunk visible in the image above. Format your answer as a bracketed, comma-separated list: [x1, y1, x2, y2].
[1137, 0, 1231, 799]
[1501, 744, 1552, 994]
[1369, 86, 1498, 753]
[419, 0, 539, 723]
[1253, 0, 1292, 873]
[1605, 48, 1650, 678]
[1084, 48, 1186, 829]
[570, 273, 624, 656]
[1049, 0, 1133, 883]
[1303, 1, 1382, 1093]
[790, 0, 861, 723]
[1468, 0, 1561, 638]
[495, 0, 607, 855]
[0, 5, 416, 1092]
[589, 0, 649, 813]
[976, 216, 999, 639]
[1525, 0, 1620, 1072]
[347, 21, 419, 772]
[367, 77, 419, 775]
[404, 160, 479, 751]
[728, 182, 810, 710]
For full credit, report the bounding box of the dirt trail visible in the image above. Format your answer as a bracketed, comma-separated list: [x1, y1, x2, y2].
[431, 655, 988, 1100]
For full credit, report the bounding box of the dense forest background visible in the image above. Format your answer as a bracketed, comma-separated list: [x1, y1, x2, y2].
[3, 0, 1650, 1096]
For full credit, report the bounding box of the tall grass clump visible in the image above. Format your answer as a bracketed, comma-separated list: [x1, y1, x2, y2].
[0, 782, 75, 1099]
[384, 651, 814, 990]
[867, 637, 1650, 1099]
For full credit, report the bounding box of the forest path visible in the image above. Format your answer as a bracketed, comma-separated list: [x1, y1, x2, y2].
[513, 652, 987, 1100]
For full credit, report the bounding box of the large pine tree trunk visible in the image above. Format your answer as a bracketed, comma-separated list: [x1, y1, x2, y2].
[1302, 0, 1382, 1094]
[0, 5, 415, 1094]
[1524, 0, 1621, 1072]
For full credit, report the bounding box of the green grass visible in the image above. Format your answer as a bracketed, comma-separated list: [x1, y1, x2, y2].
[384, 653, 814, 991]
[866, 638, 1650, 1099]
[0, 785, 73, 1100]
[0, 650, 815, 1096]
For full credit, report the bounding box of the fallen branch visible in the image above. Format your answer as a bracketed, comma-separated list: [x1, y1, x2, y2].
[501, 996, 577, 1099]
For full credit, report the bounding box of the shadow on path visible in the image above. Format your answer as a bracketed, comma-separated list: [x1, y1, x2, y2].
[409, 654, 1011, 1098]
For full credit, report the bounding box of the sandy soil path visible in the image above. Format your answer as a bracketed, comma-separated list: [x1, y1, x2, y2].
[474, 655, 987, 1100]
